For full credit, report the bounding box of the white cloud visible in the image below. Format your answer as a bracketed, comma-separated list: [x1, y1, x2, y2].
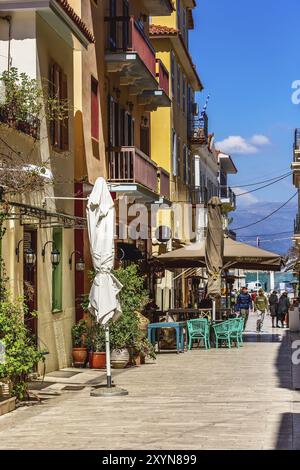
[250, 134, 271, 146]
[216, 134, 271, 155]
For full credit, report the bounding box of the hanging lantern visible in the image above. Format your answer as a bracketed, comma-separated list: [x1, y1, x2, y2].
[24, 248, 36, 266]
[51, 248, 61, 267]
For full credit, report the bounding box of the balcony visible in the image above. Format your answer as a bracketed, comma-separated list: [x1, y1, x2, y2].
[190, 187, 209, 205]
[158, 167, 170, 201]
[137, 59, 171, 110]
[294, 215, 300, 243]
[108, 146, 158, 200]
[105, 16, 159, 94]
[139, 0, 174, 16]
[292, 128, 300, 187]
[220, 186, 236, 212]
[0, 108, 39, 140]
[188, 114, 208, 150]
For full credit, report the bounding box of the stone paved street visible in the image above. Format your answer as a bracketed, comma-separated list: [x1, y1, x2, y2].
[0, 313, 300, 450]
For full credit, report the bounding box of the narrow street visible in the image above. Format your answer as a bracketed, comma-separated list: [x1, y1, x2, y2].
[0, 314, 299, 450]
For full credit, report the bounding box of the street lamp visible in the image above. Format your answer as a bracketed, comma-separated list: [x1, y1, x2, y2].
[69, 250, 85, 271]
[42, 241, 61, 267]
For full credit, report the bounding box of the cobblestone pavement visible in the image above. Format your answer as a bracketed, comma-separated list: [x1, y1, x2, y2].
[0, 312, 300, 450]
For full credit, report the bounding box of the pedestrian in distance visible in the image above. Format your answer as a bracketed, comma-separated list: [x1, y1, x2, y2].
[269, 290, 279, 328]
[236, 286, 252, 329]
[254, 288, 268, 333]
[277, 292, 290, 328]
[250, 289, 257, 305]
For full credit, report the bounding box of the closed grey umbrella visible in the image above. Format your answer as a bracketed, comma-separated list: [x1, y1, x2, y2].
[204, 197, 224, 320]
[205, 196, 224, 299]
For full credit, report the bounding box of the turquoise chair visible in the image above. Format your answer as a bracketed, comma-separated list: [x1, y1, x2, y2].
[212, 320, 232, 349]
[229, 318, 244, 348]
[187, 319, 210, 350]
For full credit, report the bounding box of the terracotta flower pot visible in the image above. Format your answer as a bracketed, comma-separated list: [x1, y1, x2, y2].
[89, 352, 106, 369]
[72, 347, 88, 368]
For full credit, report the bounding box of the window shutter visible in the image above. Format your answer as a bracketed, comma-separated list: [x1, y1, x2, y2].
[172, 130, 177, 176]
[91, 77, 99, 140]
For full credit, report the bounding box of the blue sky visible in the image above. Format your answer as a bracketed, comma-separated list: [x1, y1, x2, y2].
[190, 0, 300, 207]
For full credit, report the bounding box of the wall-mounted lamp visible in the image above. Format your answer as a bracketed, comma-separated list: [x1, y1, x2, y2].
[42, 241, 61, 267]
[16, 239, 36, 266]
[69, 250, 85, 271]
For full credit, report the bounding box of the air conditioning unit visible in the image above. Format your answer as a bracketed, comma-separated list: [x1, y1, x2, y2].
[192, 103, 199, 116]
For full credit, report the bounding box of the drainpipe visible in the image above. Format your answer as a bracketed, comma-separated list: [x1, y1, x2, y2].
[0, 16, 12, 71]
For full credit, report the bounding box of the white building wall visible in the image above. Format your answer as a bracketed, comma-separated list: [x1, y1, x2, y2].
[0, 11, 37, 78]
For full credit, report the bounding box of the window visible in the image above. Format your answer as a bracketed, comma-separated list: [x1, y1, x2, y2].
[177, 64, 181, 106]
[177, 138, 181, 178]
[182, 8, 187, 41]
[52, 228, 62, 312]
[182, 75, 186, 113]
[172, 130, 177, 176]
[177, 0, 181, 29]
[91, 77, 99, 140]
[171, 52, 175, 98]
[50, 63, 69, 150]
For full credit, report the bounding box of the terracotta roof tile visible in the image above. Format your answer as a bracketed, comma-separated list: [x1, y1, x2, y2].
[149, 25, 179, 36]
[55, 0, 95, 43]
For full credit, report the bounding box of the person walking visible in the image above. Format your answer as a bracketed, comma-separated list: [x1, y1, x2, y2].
[236, 287, 252, 329]
[277, 292, 290, 328]
[254, 288, 268, 332]
[269, 290, 279, 328]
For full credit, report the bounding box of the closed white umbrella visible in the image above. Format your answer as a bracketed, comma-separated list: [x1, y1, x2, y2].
[86, 177, 126, 396]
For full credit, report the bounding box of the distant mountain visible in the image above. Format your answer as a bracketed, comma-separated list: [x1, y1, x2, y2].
[231, 201, 297, 255]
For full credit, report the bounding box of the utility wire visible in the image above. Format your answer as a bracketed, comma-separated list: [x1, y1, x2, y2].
[235, 173, 292, 197]
[231, 171, 292, 189]
[239, 230, 294, 238]
[233, 191, 298, 231]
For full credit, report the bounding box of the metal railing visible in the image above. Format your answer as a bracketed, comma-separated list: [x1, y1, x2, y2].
[108, 146, 158, 194]
[156, 59, 169, 97]
[219, 186, 236, 209]
[294, 128, 300, 163]
[188, 114, 208, 145]
[158, 167, 170, 200]
[0, 108, 40, 139]
[105, 16, 156, 77]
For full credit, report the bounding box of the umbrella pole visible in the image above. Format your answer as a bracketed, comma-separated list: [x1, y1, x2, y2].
[105, 325, 112, 388]
[90, 324, 128, 397]
[212, 299, 216, 321]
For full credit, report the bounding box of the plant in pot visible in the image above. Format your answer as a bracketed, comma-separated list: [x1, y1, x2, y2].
[71, 319, 88, 368]
[88, 323, 106, 370]
[110, 265, 151, 368]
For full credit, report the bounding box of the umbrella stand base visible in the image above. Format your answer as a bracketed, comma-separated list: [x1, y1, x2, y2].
[90, 385, 128, 397]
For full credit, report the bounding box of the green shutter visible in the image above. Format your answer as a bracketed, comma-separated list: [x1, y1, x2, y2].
[52, 228, 62, 312]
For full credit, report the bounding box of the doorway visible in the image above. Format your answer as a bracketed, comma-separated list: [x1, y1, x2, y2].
[23, 228, 38, 341]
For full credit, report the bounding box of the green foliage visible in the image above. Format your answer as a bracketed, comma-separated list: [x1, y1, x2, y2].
[0, 67, 69, 134]
[71, 319, 88, 348]
[109, 265, 153, 357]
[0, 296, 45, 400]
[86, 322, 105, 353]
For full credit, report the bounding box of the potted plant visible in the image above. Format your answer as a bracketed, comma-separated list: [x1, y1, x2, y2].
[88, 324, 106, 369]
[109, 265, 153, 368]
[71, 320, 88, 368]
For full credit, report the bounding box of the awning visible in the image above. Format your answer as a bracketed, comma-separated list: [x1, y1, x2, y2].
[157, 237, 283, 272]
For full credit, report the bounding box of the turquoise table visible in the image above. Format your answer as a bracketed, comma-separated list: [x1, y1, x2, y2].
[148, 322, 187, 353]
